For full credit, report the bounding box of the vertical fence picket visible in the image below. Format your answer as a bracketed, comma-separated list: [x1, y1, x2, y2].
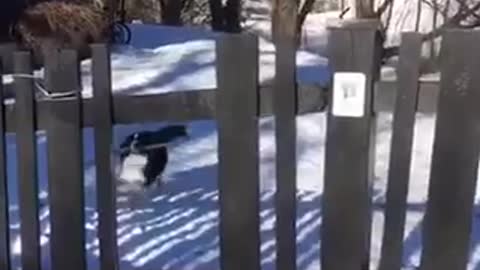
[0, 43, 17, 74]
[216, 33, 261, 270]
[322, 20, 382, 270]
[13, 51, 41, 270]
[91, 44, 119, 270]
[378, 32, 422, 270]
[0, 51, 11, 270]
[45, 49, 86, 270]
[274, 37, 298, 270]
[419, 29, 480, 270]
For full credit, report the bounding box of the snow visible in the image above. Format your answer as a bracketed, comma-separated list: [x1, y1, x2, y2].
[3, 22, 480, 270]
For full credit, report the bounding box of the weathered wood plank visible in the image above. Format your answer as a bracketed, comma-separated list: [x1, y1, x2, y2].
[378, 32, 422, 270]
[272, 0, 299, 267]
[0, 79, 443, 131]
[216, 33, 261, 270]
[419, 29, 480, 270]
[0, 79, 442, 131]
[0, 52, 11, 270]
[45, 49, 86, 270]
[13, 51, 41, 270]
[274, 38, 298, 270]
[321, 20, 381, 270]
[1, 84, 326, 133]
[0, 43, 17, 74]
[91, 44, 119, 270]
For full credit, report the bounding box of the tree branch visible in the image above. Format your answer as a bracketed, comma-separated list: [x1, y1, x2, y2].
[376, 0, 394, 17]
[296, 0, 315, 33]
[383, 0, 480, 60]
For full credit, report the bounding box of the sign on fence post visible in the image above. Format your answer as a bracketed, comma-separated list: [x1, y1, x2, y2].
[322, 19, 382, 270]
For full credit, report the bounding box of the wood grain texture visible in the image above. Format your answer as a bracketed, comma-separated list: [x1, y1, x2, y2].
[0, 84, 326, 133]
[322, 21, 381, 270]
[13, 51, 41, 270]
[274, 37, 298, 270]
[216, 33, 261, 270]
[91, 44, 119, 270]
[419, 29, 480, 270]
[378, 32, 422, 270]
[45, 49, 86, 270]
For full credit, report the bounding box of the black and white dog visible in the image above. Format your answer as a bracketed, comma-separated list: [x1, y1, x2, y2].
[112, 124, 189, 205]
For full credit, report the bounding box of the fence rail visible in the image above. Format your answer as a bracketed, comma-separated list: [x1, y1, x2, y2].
[0, 19, 480, 270]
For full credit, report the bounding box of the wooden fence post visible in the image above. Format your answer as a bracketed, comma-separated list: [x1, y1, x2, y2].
[91, 43, 119, 270]
[321, 19, 382, 270]
[273, 25, 298, 270]
[0, 49, 11, 270]
[44, 49, 86, 270]
[0, 43, 17, 74]
[378, 32, 422, 270]
[216, 33, 261, 270]
[14, 50, 41, 270]
[419, 29, 480, 270]
[271, 0, 298, 268]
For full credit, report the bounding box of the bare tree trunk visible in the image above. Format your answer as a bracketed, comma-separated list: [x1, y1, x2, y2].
[430, 0, 439, 59]
[383, 0, 394, 30]
[224, 0, 241, 32]
[415, 0, 422, 31]
[271, 0, 297, 44]
[208, 0, 241, 32]
[296, 0, 316, 45]
[208, 0, 224, 30]
[160, 0, 184, 25]
[354, 0, 376, 18]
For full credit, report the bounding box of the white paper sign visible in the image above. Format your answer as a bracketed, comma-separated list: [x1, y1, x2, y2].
[332, 72, 367, 117]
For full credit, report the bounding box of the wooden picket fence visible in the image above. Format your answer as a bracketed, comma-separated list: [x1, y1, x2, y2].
[0, 19, 479, 270]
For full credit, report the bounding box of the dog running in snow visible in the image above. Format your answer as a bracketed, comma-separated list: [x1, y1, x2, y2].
[113, 124, 189, 197]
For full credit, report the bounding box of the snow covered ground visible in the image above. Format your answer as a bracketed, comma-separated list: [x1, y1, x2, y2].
[2, 22, 480, 270]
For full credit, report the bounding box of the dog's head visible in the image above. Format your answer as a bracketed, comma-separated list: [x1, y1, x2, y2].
[118, 124, 189, 157]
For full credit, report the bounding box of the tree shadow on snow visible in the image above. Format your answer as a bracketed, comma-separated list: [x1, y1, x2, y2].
[372, 200, 480, 270]
[79, 163, 323, 270]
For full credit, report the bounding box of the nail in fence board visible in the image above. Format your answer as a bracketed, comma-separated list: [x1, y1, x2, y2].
[378, 33, 422, 270]
[0, 54, 11, 270]
[419, 29, 480, 270]
[274, 38, 298, 270]
[216, 33, 261, 270]
[322, 21, 381, 270]
[91, 44, 119, 270]
[13, 51, 41, 270]
[45, 50, 86, 270]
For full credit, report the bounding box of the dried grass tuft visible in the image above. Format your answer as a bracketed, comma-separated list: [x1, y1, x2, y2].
[14, 1, 111, 66]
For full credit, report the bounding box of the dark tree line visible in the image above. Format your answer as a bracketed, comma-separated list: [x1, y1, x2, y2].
[0, 0, 28, 42]
[158, 0, 242, 32]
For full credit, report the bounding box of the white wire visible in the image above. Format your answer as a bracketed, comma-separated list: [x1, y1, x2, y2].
[8, 73, 79, 99]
